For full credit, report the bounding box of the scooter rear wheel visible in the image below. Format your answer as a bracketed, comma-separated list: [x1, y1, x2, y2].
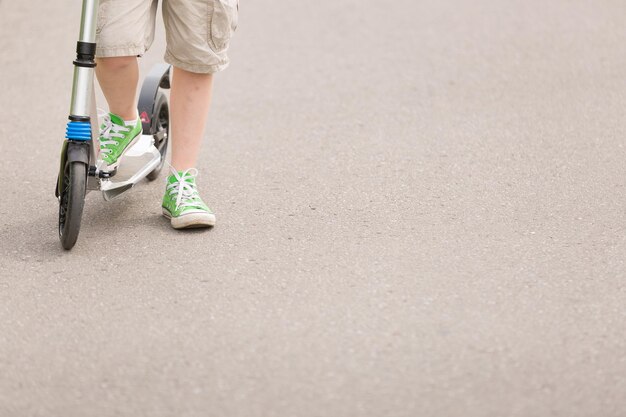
[146, 91, 169, 181]
[58, 160, 87, 250]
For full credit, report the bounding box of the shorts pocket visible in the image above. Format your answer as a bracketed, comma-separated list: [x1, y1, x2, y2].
[208, 0, 238, 52]
[96, 0, 110, 35]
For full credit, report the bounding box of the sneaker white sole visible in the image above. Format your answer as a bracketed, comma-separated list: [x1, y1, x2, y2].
[162, 208, 216, 229]
[100, 131, 143, 171]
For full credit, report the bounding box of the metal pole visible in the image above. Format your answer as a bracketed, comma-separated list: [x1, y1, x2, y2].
[69, 0, 99, 118]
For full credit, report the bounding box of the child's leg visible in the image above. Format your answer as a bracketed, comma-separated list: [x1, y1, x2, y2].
[94, 0, 156, 121]
[159, 0, 238, 228]
[93, 56, 142, 170]
[169, 67, 214, 172]
[95, 56, 139, 121]
[95, 58, 214, 172]
[162, 0, 238, 171]
[161, 67, 218, 229]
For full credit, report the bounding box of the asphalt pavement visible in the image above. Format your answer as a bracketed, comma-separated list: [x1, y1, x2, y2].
[1, 1, 625, 416]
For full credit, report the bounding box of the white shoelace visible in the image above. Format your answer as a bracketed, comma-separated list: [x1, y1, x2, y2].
[99, 114, 130, 155]
[166, 166, 202, 210]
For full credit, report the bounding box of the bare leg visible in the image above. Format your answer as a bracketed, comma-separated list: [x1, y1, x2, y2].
[169, 66, 214, 172]
[95, 56, 139, 120]
[96, 61, 212, 171]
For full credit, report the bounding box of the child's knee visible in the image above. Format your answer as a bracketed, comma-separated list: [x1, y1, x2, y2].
[96, 56, 137, 71]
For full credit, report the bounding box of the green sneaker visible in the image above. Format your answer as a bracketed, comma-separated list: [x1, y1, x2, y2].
[99, 113, 142, 170]
[162, 168, 216, 229]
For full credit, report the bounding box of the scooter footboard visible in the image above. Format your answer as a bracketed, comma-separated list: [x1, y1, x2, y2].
[99, 134, 161, 201]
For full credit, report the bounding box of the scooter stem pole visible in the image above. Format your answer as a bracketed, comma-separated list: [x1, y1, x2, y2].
[69, 0, 99, 118]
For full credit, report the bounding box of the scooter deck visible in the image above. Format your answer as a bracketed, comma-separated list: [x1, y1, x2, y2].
[99, 134, 161, 201]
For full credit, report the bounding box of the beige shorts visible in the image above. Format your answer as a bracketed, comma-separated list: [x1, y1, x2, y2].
[96, 0, 238, 73]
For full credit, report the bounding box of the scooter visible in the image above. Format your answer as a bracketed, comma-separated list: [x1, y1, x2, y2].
[55, 0, 171, 250]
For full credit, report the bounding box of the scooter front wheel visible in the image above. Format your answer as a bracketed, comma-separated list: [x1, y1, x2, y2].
[58, 160, 87, 250]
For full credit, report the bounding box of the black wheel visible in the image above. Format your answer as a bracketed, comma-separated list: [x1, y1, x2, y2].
[146, 91, 169, 181]
[58, 160, 87, 250]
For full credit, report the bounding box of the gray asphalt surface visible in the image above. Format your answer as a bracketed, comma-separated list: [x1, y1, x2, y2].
[1, 0, 626, 416]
